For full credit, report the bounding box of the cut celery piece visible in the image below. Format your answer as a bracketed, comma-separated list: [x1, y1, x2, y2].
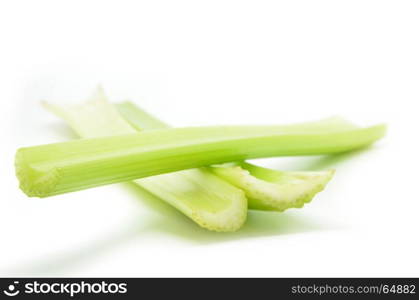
[16, 123, 385, 198]
[211, 162, 334, 211]
[41, 89, 247, 232]
[16, 96, 386, 199]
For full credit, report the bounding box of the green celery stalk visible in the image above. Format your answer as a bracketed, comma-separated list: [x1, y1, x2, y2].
[16, 98, 386, 200]
[41, 89, 248, 232]
[211, 162, 334, 211]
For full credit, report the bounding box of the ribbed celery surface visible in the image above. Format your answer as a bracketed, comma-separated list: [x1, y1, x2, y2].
[211, 162, 334, 211]
[16, 116, 386, 200]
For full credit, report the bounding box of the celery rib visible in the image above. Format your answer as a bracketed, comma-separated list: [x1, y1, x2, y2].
[16, 108, 386, 199]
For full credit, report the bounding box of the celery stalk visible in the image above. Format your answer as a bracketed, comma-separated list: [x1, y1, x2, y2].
[41, 89, 247, 232]
[15, 100, 386, 200]
[211, 162, 334, 211]
[116, 103, 342, 211]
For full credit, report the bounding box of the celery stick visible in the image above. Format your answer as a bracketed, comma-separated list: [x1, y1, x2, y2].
[16, 101, 386, 199]
[211, 162, 334, 211]
[41, 89, 247, 232]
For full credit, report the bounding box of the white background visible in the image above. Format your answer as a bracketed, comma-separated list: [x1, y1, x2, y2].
[1, 0, 418, 277]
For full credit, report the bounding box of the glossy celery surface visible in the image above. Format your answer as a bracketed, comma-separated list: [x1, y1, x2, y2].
[16, 97, 386, 200]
